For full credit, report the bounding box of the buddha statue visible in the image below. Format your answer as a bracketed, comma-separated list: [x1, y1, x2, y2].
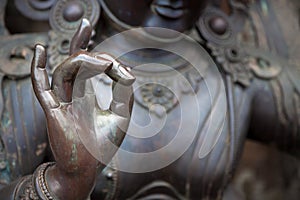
[0, 0, 299, 199]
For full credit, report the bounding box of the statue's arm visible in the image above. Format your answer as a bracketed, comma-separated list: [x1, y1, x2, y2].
[0, 19, 134, 199]
[247, 60, 300, 156]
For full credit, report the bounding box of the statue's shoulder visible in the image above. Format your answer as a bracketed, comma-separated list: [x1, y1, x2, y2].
[195, 1, 299, 88]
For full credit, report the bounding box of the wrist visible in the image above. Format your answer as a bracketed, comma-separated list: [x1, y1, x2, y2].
[14, 162, 56, 200]
[45, 163, 97, 200]
[33, 162, 56, 200]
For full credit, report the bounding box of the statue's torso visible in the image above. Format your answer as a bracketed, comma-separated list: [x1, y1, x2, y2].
[88, 43, 255, 199]
[0, 0, 299, 199]
[113, 64, 252, 199]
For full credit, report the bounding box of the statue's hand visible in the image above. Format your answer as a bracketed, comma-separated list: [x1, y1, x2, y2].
[31, 19, 135, 199]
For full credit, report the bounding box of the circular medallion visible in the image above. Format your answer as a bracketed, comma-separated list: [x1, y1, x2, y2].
[15, 0, 57, 21]
[138, 83, 178, 112]
[197, 7, 236, 46]
[49, 0, 100, 33]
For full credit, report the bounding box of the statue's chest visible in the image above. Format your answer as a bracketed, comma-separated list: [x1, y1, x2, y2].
[112, 64, 242, 199]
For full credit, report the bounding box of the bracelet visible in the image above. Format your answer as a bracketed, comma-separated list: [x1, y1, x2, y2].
[16, 175, 39, 200]
[33, 162, 56, 200]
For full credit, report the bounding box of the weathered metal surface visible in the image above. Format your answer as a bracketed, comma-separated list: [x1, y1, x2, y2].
[0, 0, 298, 199]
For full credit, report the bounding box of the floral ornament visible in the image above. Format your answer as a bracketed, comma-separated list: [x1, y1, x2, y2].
[198, 7, 254, 87]
[47, 0, 100, 72]
[139, 83, 178, 114]
[208, 42, 283, 87]
[47, 30, 95, 73]
[47, 30, 71, 73]
[207, 42, 253, 87]
[134, 71, 202, 118]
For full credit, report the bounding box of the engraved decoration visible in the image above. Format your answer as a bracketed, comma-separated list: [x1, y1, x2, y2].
[133, 67, 202, 118]
[14, 0, 57, 21]
[139, 83, 177, 112]
[48, 0, 100, 71]
[197, 6, 282, 87]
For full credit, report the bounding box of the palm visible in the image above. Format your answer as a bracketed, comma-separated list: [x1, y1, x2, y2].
[31, 19, 135, 174]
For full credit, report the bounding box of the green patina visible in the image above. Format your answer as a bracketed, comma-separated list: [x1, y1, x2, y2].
[261, 0, 269, 16]
[71, 143, 77, 162]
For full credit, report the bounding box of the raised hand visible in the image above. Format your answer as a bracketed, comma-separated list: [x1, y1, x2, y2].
[31, 19, 135, 200]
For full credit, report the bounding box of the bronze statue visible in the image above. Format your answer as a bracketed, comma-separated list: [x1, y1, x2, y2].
[0, 0, 299, 199]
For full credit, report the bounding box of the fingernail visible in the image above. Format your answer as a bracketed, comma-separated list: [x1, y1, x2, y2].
[35, 44, 46, 69]
[119, 65, 135, 83]
[106, 63, 135, 86]
[96, 54, 135, 85]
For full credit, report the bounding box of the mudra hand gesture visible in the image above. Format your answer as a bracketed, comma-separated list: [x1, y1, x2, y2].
[31, 19, 135, 199]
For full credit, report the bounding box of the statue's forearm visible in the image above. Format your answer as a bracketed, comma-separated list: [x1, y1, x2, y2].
[0, 163, 55, 200]
[0, 161, 99, 200]
[248, 64, 300, 156]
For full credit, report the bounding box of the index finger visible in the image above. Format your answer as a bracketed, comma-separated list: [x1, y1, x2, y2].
[97, 54, 135, 86]
[52, 53, 113, 103]
[69, 18, 92, 55]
